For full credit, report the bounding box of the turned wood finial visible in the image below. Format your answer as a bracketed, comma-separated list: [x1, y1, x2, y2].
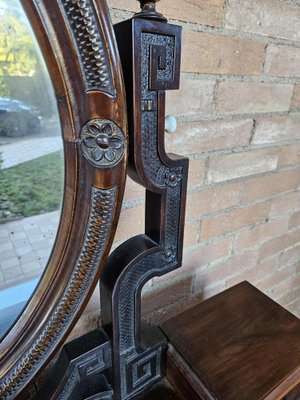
[134, 0, 167, 21]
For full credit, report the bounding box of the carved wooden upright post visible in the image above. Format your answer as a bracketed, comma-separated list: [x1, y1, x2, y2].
[100, 1, 188, 399]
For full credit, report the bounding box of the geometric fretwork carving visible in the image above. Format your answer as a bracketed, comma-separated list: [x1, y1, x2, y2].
[101, 15, 187, 400]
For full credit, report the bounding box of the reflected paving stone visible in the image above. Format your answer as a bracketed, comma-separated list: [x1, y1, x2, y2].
[23, 227, 42, 236]
[35, 248, 53, 259]
[3, 266, 23, 280]
[12, 238, 30, 248]
[0, 257, 20, 270]
[28, 234, 47, 244]
[0, 235, 10, 244]
[32, 240, 52, 251]
[0, 242, 14, 253]
[0, 249, 17, 260]
[19, 253, 38, 264]
[22, 261, 43, 275]
[0, 229, 9, 238]
[15, 246, 32, 256]
[0, 210, 60, 289]
[10, 232, 27, 242]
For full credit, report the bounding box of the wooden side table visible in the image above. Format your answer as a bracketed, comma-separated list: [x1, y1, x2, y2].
[161, 281, 300, 400]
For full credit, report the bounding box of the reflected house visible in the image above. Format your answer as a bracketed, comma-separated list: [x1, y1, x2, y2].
[0, 0, 64, 339]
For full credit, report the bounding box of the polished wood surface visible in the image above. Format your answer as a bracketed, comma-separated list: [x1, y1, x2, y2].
[161, 281, 300, 400]
[0, 1, 127, 398]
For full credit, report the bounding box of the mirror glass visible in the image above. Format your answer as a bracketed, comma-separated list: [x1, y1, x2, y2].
[0, 0, 63, 339]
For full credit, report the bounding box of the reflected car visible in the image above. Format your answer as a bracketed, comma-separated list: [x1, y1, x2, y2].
[0, 97, 42, 138]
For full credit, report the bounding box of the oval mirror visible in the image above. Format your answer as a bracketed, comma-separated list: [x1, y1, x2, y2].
[0, 0, 127, 399]
[0, 0, 64, 341]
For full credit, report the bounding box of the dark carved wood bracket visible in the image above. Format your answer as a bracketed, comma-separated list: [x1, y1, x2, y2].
[1, 2, 186, 399]
[100, 13, 188, 400]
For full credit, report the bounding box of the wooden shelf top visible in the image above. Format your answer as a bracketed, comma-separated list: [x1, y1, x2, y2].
[161, 281, 300, 400]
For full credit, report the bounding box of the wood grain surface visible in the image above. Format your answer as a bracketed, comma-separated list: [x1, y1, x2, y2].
[161, 281, 300, 400]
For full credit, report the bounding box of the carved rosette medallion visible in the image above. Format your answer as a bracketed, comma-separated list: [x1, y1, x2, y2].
[80, 119, 125, 168]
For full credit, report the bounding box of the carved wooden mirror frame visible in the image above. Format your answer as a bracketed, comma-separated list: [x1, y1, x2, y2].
[0, 1, 127, 399]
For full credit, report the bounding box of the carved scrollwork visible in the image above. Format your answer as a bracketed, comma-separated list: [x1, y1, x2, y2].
[81, 119, 126, 168]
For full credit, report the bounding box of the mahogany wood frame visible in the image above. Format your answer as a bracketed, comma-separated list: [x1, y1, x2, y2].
[0, 1, 127, 399]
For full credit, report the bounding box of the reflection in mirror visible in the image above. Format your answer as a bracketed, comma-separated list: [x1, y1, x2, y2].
[0, 0, 63, 340]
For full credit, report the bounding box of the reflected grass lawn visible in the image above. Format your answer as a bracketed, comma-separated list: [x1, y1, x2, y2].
[0, 151, 64, 223]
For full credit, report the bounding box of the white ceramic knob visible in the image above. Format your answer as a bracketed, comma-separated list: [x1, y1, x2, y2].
[165, 115, 177, 133]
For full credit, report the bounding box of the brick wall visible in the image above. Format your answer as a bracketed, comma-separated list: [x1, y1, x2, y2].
[73, 0, 300, 336]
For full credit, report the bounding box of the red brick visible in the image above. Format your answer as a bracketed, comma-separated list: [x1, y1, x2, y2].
[145, 286, 226, 325]
[257, 256, 280, 283]
[289, 211, 300, 230]
[123, 177, 144, 203]
[109, 0, 225, 28]
[252, 116, 300, 145]
[278, 285, 300, 310]
[201, 202, 270, 241]
[187, 159, 206, 188]
[217, 82, 293, 114]
[150, 284, 226, 321]
[108, 0, 139, 12]
[167, 120, 253, 155]
[279, 145, 300, 167]
[186, 183, 241, 220]
[207, 149, 279, 184]
[166, 79, 215, 117]
[286, 298, 300, 318]
[291, 85, 300, 111]
[280, 245, 300, 267]
[114, 205, 145, 243]
[201, 283, 226, 301]
[270, 192, 300, 218]
[234, 218, 288, 252]
[158, 0, 224, 26]
[194, 249, 258, 291]
[183, 222, 199, 248]
[142, 276, 193, 316]
[268, 275, 296, 301]
[227, 256, 278, 288]
[256, 268, 293, 297]
[225, 0, 300, 42]
[272, 269, 300, 302]
[182, 31, 264, 75]
[182, 238, 232, 273]
[259, 230, 300, 260]
[242, 169, 300, 203]
[264, 45, 300, 78]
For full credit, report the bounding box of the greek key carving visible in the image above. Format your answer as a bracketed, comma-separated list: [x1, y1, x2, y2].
[58, 341, 111, 400]
[101, 20, 187, 400]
